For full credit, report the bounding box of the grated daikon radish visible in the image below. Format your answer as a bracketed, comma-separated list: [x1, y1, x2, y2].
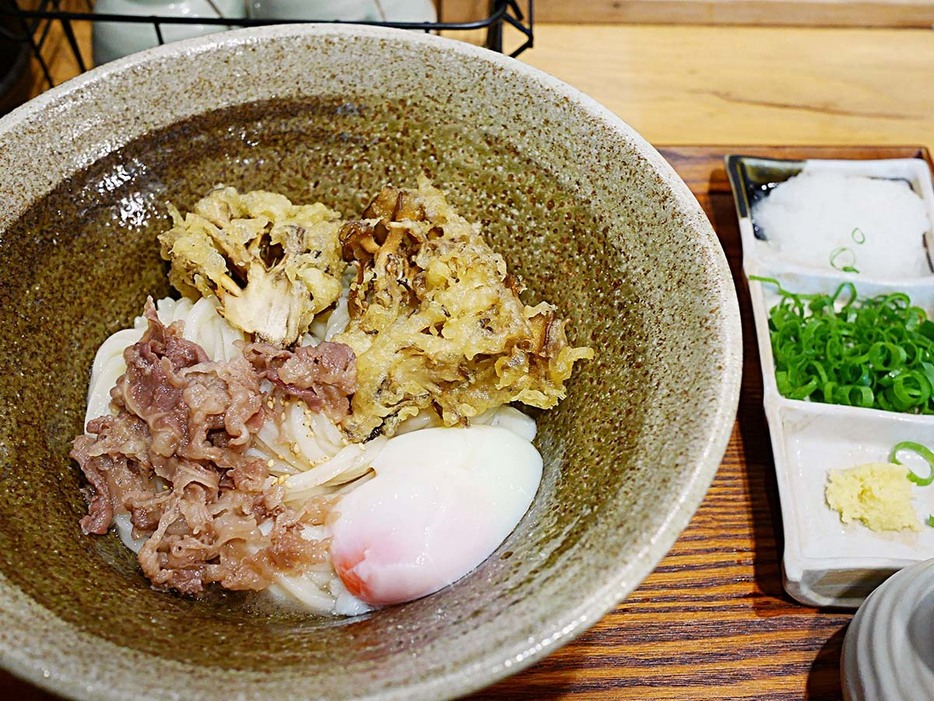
[752, 170, 932, 278]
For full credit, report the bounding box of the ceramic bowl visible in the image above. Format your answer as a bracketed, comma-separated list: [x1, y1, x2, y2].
[0, 25, 741, 701]
[92, 0, 247, 66]
[842, 557, 934, 700]
[247, 0, 437, 22]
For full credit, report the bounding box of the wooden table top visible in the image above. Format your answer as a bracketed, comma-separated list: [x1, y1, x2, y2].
[20, 20, 934, 152]
[5, 15, 934, 701]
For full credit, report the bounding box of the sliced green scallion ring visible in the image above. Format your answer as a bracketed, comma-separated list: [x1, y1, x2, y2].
[889, 373, 931, 411]
[868, 342, 908, 372]
[830, 246, 859, 274]
[889, 441, 934, 486]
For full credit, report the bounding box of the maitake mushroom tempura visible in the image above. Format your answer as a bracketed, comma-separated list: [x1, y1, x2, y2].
[71, 179, 593, 615]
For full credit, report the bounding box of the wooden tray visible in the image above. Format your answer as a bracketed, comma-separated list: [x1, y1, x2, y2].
[4, 145, 931, 701]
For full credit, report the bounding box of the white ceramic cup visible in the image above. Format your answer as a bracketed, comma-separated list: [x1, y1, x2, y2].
[93, 0, 247, 66]
[246, 0, 436, 22]
[247, 0, 375, 21]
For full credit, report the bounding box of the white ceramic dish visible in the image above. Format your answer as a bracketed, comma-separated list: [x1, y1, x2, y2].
[93, 0, 246, 66]
[93, 1, 438, 67]
[247, 0, 436, 22]
[729, 156, 934, 282]
[727, 155, 934, 608]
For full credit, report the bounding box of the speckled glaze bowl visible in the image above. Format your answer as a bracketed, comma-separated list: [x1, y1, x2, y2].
[0, 25, 741, 701]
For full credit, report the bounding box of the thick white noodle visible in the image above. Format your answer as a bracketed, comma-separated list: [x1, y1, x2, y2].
[475, 405, 538, 442]
[395, 405, 537, 442]
[323, 289, 350, 341]
[307, 283, 350, 344]
[86, 328, 146, 427]
[112, 512, 147, 554]
[281, 436, 388, 504]
[82, 294, 540, 616]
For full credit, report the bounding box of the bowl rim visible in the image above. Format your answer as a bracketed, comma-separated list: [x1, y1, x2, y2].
[0, 22, 743, 701]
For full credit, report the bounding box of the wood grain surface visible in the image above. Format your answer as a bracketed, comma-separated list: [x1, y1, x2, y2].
[16, 16, 934, 152]
[518, 25, 934, 151]
[442, 0, 934, 29]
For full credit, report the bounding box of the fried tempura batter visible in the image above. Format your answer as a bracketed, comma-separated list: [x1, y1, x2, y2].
[160, 179, 593, 442]
[159, 187, 345, 347]
[335, 178, 593, 441]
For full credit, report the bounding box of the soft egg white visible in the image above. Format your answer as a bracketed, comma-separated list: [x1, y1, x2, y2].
[328, 424, 543, 606]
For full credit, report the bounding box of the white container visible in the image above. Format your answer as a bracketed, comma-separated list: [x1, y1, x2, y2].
[246, 0, 436, 22]
[726, 155, 934, 608]
[842, 557, 934, 700]
[93, 0, 247, 66]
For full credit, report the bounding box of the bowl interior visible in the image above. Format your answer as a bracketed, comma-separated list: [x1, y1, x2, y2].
[0, 26, 740, 701]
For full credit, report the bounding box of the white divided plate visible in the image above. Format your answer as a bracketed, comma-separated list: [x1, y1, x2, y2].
[726, 154, 934, 608]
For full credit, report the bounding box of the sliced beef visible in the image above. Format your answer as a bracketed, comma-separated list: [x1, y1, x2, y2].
[243, 340, 357, 421]
[70, 299, 345, 596]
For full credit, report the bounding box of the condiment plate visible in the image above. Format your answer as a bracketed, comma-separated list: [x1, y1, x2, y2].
[727, 154, 934, 608]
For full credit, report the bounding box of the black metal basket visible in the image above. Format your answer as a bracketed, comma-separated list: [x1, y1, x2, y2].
[1, 0, 533, 91]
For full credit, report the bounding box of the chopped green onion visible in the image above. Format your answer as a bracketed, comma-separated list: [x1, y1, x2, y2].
[889, 441, 934, 486]
[868, 342, 907, 371]
[751, 277, 934, 414]
[926, 515, 934, 528]
[830, 246, 859, 274]
[851, 227, 866, 245]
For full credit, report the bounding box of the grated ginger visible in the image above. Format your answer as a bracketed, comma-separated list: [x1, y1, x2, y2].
[825, 462, 919, 532]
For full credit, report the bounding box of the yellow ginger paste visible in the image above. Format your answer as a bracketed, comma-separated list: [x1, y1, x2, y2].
[825, 462, 919, 532]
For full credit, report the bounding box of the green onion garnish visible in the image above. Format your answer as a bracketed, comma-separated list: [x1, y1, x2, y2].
[851, 227, 866, 245]
[889, 441, 934, 486]
[829, 246, 859, 273]
[751, 277, 934, 413]
[926, 514, 934, 528]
